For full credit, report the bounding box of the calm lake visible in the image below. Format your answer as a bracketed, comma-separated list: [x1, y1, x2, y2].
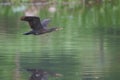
[0, 3, 120, 80]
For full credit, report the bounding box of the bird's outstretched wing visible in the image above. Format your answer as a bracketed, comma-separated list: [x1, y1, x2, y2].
[21, 16, 44, 30]
[41, 19, 50, 29]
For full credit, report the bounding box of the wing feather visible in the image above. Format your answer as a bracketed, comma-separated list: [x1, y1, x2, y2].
[28, 17, 44, 30]
[41, 19, 50, 29]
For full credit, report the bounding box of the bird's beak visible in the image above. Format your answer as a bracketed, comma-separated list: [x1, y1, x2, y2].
[56, 27, 63, 31]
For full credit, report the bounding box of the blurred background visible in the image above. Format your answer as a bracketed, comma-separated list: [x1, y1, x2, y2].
[0, 0, 120, 80]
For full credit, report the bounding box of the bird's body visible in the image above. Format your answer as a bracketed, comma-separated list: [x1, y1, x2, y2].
[21, 16, 62, 35]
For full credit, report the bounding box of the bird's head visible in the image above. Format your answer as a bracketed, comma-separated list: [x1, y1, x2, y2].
[55, 27, 63, 31]
[21, 16, 39, 22]
[48, 27, 63, 32]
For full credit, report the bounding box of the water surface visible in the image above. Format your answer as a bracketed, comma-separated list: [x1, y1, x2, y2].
[0, 4, 120, 80]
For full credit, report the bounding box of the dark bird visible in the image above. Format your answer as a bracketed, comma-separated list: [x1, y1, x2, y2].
[21, 16, 63, 35]
[26, 69, 62, 80]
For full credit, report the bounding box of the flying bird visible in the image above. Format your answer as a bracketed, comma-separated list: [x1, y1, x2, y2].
[21, 16, 63, 35]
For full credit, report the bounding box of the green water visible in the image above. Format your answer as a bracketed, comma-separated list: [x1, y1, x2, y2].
[0, 2, 120, 80]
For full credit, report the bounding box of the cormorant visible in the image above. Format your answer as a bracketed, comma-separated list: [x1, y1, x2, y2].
[21, 16, 63, 35]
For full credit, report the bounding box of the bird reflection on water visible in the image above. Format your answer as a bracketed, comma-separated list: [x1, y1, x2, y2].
[27, 69, 62, 80]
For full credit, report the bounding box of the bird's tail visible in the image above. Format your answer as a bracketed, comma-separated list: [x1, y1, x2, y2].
[23, 31, 33, 35]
